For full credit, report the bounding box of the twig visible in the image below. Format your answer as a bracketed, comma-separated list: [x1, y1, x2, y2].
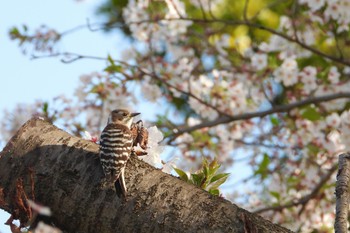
[334, 153, 350, 233]
[254, 164, 337, 214]
[168, 0, 184, 18]
[197, 0, 207, 20]
[207, 0, 217, 19]
[243, 0, 249, 22]
[145, 71, 232, 118]
[291, 0, 299, 42]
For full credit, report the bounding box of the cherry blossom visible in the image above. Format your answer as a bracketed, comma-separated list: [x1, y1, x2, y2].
[328, 66, 340, 84]
[299, 0, 326, 12]
[300, 66, 318, 94]
[140, 126, 165, 167]
[273, 58, 299, 87]
[251, 53, 267, 71]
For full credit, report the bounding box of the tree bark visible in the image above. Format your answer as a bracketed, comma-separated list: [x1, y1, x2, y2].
[0, 118, 293, 233]
[334, 153, 350, 233]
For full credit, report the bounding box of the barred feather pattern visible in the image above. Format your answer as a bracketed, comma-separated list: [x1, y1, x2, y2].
[99, 123, 133, 183]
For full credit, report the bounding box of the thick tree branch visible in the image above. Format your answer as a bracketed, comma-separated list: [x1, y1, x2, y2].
[0, 118, 292, 233]
[334, 153, 350, 233]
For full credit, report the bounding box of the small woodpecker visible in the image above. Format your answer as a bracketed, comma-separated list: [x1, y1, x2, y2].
[99, 109, 140, 197]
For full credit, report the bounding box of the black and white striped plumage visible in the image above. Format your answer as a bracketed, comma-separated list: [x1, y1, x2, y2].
[99, 109, 140, 197]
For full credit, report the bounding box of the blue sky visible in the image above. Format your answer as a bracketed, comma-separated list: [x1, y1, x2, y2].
[0, 1, 121, 232]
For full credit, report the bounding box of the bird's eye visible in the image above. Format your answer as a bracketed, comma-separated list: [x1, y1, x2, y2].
[123, 112, 128, 116]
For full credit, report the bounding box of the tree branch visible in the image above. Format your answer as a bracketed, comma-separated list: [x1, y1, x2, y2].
[168, 92, 350, 142]
[124, 17, 350, 66]
[334, 153, 350, 233]
[254, 164, 337, 214]
[0, 118, 292, 233]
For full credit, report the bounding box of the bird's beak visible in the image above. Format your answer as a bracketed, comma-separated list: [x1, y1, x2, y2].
[130, 112, 141, 117]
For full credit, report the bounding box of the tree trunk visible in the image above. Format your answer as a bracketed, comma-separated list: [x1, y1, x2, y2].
[0, 118, 293, 233]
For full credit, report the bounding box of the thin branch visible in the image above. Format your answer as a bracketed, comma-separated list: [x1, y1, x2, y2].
[31, 52, 231, 119]
[124, 17, 350, 66]
[168, 92, 350, 142]
[59, 19, 109, 36]
[45, 16, 350, 66]
[207, 0, 217, 19]
[291, 0, 299, 42]
[334, 31, 344, 60]
[197, 0, 207, 20]
[253, 164, 337, 214]
[30, 52, 135, 68]
[168, 0, 184, 18]
[235, 139, 292, 150]
[186, 17, 350, 66]
[145, 71, 232, 118]
[60, 24, 87, 37]
[243, 0, 249, 22]
[334, 153, 350, 233]
[31, 52, 350, 143]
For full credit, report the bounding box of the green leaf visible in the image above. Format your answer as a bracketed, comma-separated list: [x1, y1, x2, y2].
[42, 102, 49, 113]
[173, 167, 188, 182]
[107, 54, 115, 65]
[254, 153, 270, 179]
[270, 116, 279, 126]
[203, 165, 209, 177]
[210, 173, 230, 183]
[208, 159, 220, 176]
[209, 189, 220, 196]
[104, 64, 123, 73]
[207, 175, 229, 191]
[9, 27, 20, 36]
[270, 191, 280, 201]
[191, 173, 204, 186]
[301, 106, 321, 121]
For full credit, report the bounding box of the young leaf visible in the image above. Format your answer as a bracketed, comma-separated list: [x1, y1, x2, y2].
[210, 173, 230, 183]
[301, 106, 321, 121]
[104, 64, 123, 74]
[207, 175, 229, 191]
[208, 159, 221, 176]
[43, 102, 49, 113]
[191, 173, 204, 186]
[270, 191, 281, 201]
[209, 189, 220, 196]
[107, 54, 115, 66]
[173, 167, 188, 182]
[254, 153, 270, 180]
[270, 116, 279, 126]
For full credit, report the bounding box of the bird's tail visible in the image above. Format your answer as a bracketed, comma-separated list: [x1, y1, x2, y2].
[114, 168, 127, 198]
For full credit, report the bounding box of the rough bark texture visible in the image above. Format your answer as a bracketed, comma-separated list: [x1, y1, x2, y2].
[334, 153, 350, 233]
[0, 118, 293, 233]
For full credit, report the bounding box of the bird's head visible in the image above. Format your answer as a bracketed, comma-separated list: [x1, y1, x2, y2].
[108, 109, 140, 128]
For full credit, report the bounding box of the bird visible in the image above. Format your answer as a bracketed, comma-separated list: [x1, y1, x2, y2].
[99, 109, 140, 197]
